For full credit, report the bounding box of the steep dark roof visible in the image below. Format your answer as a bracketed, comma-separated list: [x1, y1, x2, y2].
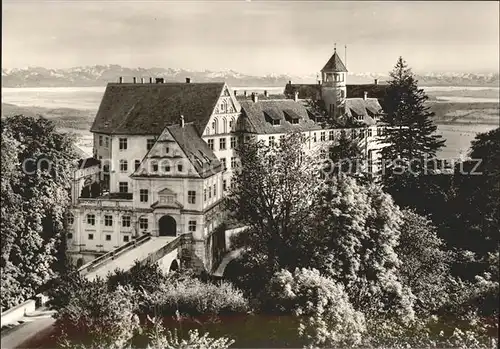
[239, 99, 321, 134]
[284, 84, 321, 100]
[90, 82, 224, 135]
[321, 51, 348, 72]
[347, 84, 388, 100]
[77, 157, 100, 169]
[235, 94, 288, 101]
[167, 123, 222, 178]
[344, 98, 383, 126]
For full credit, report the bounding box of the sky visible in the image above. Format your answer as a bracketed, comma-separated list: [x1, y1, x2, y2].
[2, 1, 499, 76]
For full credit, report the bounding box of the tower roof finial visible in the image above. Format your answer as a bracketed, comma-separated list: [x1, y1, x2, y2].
[334, 42, 337, 51]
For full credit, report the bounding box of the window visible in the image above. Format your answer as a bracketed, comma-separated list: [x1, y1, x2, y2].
[208, 187, 212, 199]
[208, 139, 214, 150]
[272, 119, 280, 126]
[119, 138, 127, 150]
[329, 130, 335, 141]
[165, 146, 170, 154]
[147, 139, 155, 151]
[368, 128, 373, 137]
[231, 157, 237, 169]
[104, 215, 113, 226]
[105, 137, 109, 148]
[279, 135, 285, 143]
[120, 160, 128, 172]
[230, 136, 237, 149]
[119, 182, 128, 193]
[139, 218, 148, 230]
[152, 161, 159, 172]
[135, 160, 141, 171]
[291, 118, 299, 125]
[105, 234, 111, 241]
[223, 180, 227, 191]
[188, 190, 196, 204]
[122, 216, 131, 227]
[313, 133, 317, 143]
[220, 157, 226, 169]
[219, 138, 226, 150]
[320, 132, 326, 141]
[204, 188, 207, 201]
[269, 136, 275, 146]
[351, 129, 356, 138]
[188, 220, 197, 232]
[163, 162, 171, 172]
[177, 164, 183, 172]
[67, 233, 73, 239]
[213, 184, 217, 197]
[99, 135, 103, 146]
[140, 189, 149, 203]
[229, 120, 234, 130]
[66, 213, 74, 225]
[88, 233, 94, 240]
[87, 214, 95, 225]
[123, 235, 130, 242]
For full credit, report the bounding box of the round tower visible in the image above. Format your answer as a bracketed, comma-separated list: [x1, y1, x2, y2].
[320, 47, 348, 118]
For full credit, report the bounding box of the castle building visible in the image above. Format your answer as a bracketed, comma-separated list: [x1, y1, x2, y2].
[67, 49, 387, 270]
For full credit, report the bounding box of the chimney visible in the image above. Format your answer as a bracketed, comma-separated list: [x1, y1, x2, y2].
[185, 77, 191, 83]
[294, 91, 299, 102]
[374, 79, 378, 85]
[118, 76, 123, 83]
[244, 91, 247, 97]
[155, 78, 164, 84]
[234, 90, 237, 97]
[180, 114, 185, 128]
[288, 80, 292, 85]
[363, 91, 368, 100]
[141, 77, 145, 84]
[133, 77, 137, 84]
[264, 90, 268, 97]
[251, 92, 258, 103]
[149, 77, 153, 83]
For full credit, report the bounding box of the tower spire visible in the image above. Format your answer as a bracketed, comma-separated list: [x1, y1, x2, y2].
[345, 45, 347, 70]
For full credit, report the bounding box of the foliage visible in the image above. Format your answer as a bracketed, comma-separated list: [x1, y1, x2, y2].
[264, 268, 366, 348]
[225, 132, 323, 273]
[140, 272, 249, 317]
[107, 260, 167, 293]
[379, 56, 445, 184]
[397, 209, 452, 315]
[325, 130, 367, 180]
[312, 176, 414, 319]
[0, 115, 79, 309]
[55, 281, 140, 349]
[144, 316, 234, 349]
[449, 127, 500, 279]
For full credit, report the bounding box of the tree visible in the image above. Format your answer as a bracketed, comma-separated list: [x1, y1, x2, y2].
[264, 268, 366, 348]
[225, 132, 323, 275]
[448, 127, 500, 279]
[0, 115, 79, 309]
[325, 130, 366, 180]
[311, 175, 414, 319]
[397, 209, 452, 315]
[379, 57, 445, 185]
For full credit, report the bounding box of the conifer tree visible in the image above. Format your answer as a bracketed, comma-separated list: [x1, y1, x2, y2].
[379, 57, 445, 184]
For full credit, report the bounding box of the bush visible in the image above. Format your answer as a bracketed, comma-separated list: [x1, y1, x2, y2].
[264, 268, 366, 348]
[141, 273, 249, 317]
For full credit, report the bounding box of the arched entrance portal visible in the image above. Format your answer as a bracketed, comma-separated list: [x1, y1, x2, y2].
[158, 215, 176, 237]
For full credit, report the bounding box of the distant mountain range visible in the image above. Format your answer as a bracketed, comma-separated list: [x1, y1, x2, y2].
[2, 65, 499, 88]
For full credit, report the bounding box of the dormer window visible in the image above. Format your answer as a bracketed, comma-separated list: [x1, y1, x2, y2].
[284, 109, 300, 125]
[264, 110, 282, 126]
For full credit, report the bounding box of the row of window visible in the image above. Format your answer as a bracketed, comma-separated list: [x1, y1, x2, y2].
[210, 116, 236, 135]
[118, 160, 184, 173]
[84, 214, 198, 233]
[207, 136, 238, 151]
[100, 137, 157, 151]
